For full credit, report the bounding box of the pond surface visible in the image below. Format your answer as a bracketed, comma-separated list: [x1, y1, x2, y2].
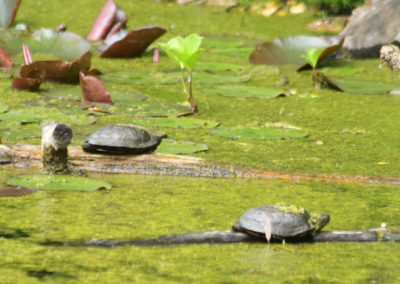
[1, 0, 400, 282]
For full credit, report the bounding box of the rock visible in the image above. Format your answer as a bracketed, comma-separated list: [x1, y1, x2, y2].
[339, 0, 400, 58]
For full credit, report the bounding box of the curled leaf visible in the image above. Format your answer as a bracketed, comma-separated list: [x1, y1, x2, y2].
[11, 77, 41, 91]
[99, 26, 167, 58]
[0, 46, 12, 69]
[20, 51, 91, 83]
[0, 0, 21, 27]
[79, 72, 113, 104]
[87, 0, 117, 41]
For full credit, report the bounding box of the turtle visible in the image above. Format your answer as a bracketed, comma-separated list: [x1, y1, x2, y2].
[82, 124, 162, 154]
[232, 204, 330, 240]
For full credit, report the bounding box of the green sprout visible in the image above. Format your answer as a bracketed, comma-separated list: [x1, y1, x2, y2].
[159, 34, 204, 113]
[302, 48, 324, 89]
[302, 48, 324, 71]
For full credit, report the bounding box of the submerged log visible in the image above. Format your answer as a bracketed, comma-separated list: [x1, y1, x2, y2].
[42, 228, 400, 247]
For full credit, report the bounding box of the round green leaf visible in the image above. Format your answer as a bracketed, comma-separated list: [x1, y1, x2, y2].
[156, 139, 208, 155]
[7, 175, 111, 192]
[211, 125, 308, 140]
[0, 107, 95, 125]
[44, 87, 147, 101]
[129, 117, 220, 129]
[204, 86, 285, 98]
[334, 79, 400, 95]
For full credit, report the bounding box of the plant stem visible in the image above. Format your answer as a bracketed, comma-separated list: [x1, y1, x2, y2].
[181, 69, 188, 96]
[188, 71, 198, 113]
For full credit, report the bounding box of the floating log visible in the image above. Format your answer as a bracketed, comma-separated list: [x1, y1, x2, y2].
[3, 144, 400, 187]
[42, 228, 400, 247]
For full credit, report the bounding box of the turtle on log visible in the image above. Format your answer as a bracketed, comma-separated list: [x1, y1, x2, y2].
[82, 124, 162, 155]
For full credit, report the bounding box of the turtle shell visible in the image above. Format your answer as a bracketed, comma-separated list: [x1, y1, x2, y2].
[232, 205, 316, 238]
[82, 124, 161, 154]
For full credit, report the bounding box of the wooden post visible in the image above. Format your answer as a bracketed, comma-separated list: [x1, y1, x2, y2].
[41, 121, 72, 174]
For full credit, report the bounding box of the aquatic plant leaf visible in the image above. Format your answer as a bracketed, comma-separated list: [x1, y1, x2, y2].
[0, 0, 21, 27]
[45, 87, 147, 102]
[11, 77, 41, 91]
[99, 26, 167, 58]
[0, 107, 95, 125]
[0, 123, 41, 139]
[87, 0, 117, 41]
[7, 175, 111, 192]
[319, 66, 364, 77]
[0, 46, 12, 69]
[103, 100, 192, 117]
[0, 28, 91, 60]
[193, 72, 251, 84]
[249, 35, 342, 66]
[301, 48, 324, 69]
[130, 117, 220, 129]
[204, 86, 284, 98]
[196, 61, 244, 72]
[334, 79, 400, 95]
[79, 72, 112, 104]
[20, 51, 91, 83]
[156, 139, 208, 155]
[159, 34, 204, 71]
[211, 125, 308, 140]
[0, 186, 37, 197]
[0, 104, 8, 113]
[210, 47, 254, 58]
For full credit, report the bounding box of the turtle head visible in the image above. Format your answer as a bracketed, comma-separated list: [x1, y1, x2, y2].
[309, 213, 330, 232]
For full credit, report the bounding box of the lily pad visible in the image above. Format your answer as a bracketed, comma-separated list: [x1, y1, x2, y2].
[211, 125, 308, 140]
[0, 123, 41, 139]
[209, 47, 254, 58]
[193, 72, 251, 84]
[103, 100, 192, 117]
[130, 117, 220, 128]
[0, 107, 95, 125]
[204, 86, 285, 98]
[0, 28, 91, 60]
[250, 35, 342, 66]
[156, 139, 208, 155]
[333, 79, 400, 95]
[0, 104, 8, 113]
[7, 175, 111, 192]
[196, 61, 244, 72]
[44, 87, 147, 101]
[320, 66, 364, 77]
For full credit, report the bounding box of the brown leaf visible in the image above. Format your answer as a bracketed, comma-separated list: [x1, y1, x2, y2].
[20, 51, 91, 83]
[86, 0, 117, 41]
[313, 72, 343, 92]
[99, 26, 167, 58]
[79, 72, 113, 104]
[11, 77, 41, 91]
[0, 47, 12, 69]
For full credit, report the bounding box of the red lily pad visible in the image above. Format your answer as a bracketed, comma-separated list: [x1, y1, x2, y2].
[249, 35, 342, 66]
[79, 72, 112, 104]
[0, 46, 12, 69]
[11, 77, 41, 91]
[0, 0, 21, 27]
[87, 0, 117, 41]
[20, 51, 91, 83]
[99, 26, 167, 58]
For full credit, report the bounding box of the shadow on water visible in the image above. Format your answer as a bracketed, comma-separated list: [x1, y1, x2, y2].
[27, 269, 76, 281]
[0, 228, 30, 239]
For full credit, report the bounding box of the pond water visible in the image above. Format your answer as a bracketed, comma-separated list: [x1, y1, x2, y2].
[1, 0, 400, 282]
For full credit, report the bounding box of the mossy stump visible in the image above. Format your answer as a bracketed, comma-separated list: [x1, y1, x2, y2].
[41, 121, 73, 174]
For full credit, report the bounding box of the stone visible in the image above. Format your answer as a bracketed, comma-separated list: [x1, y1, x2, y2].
[339, 0, 400, 58]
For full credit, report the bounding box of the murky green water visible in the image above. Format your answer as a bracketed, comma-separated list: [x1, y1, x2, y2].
[1, 0, 400, 282]
[1, 169, 400, 283]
